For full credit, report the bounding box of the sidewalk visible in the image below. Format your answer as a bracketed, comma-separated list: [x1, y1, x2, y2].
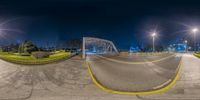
[138, 54, 200, 99]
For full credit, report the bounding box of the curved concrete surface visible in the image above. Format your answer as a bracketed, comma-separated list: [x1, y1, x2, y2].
[102, 53, 175, 62]
[0, 57, 91, 100]
[87, 54, 182, 92]
[138, 54, 200, 99]
[1, 54, 200, 100]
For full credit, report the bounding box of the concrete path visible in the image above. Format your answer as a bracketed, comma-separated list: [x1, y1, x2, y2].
[0, 54, 199, 100]
[0, 56, 139, 100]
[0, 57, 93, 100]
[138, 53, 200, 100]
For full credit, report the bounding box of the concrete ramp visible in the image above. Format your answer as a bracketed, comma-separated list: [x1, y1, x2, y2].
[138, 54, 200, 99]
[87, 53, 182, 93]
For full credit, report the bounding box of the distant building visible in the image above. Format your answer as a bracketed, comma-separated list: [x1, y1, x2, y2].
[168, 43, 187, 52]
[129, 46, 140, 53]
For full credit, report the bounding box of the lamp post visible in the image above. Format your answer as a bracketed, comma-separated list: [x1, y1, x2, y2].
[185, 40, 188, 53]
[151, 32, 156, 52]
[192, 28, 198, 51]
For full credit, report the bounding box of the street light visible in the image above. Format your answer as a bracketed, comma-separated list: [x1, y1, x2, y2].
[191, 28, 198, 51]
[151, 32, 156, 52]
[185, 40, 188, 53]
[192, 28, 198, 33]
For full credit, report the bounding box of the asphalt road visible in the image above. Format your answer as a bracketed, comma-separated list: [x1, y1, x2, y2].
[87, 53, 182, 92]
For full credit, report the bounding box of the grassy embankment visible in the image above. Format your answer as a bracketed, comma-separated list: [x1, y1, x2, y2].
[0, 51, 71, 65]
[194, 52, 200, 58]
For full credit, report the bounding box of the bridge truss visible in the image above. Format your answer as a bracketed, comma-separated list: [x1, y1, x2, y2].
[82, 37, 119, 58]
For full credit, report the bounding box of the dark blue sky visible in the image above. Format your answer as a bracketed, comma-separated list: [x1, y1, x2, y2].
[0, 0, 200, 49]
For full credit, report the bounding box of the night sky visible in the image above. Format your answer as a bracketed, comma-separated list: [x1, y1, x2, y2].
[0, 0, 200, 49]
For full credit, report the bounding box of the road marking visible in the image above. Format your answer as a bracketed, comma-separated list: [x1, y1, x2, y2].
[153, 79, 172, 90]
[96, 54, 176, 64]
[86, 57, 182, 95]
[119, 53, 169, 57]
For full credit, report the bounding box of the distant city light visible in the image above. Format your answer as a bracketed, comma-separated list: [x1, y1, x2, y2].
[185, 40, 188, 43]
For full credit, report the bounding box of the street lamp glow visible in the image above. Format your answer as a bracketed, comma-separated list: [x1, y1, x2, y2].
[151, 33, 156, 37]
[192, 28, 198, 33]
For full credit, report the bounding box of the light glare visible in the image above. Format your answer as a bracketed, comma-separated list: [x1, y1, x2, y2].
[185, 40, 188, 43]
[151, 32, 156, 37]
[192, 28, 198, 33]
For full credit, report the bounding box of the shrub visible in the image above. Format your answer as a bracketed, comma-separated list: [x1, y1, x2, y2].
[32, 51, 50, 59]
[17, 53, 30, 56]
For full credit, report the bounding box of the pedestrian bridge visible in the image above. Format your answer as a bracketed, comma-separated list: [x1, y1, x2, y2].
[82, 37, 119, 58]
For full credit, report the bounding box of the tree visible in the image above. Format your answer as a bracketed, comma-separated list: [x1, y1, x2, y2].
[18, 43, 24, 54]
[9, 43, 19, 53]
[18, 40, 38, 54]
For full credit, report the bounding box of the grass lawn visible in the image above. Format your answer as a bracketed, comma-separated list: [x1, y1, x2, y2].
[194, 52, 200, 58]
[0, 51, 71, 65]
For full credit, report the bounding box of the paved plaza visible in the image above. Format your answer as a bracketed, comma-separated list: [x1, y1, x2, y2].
[0, 54, 199, 100]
